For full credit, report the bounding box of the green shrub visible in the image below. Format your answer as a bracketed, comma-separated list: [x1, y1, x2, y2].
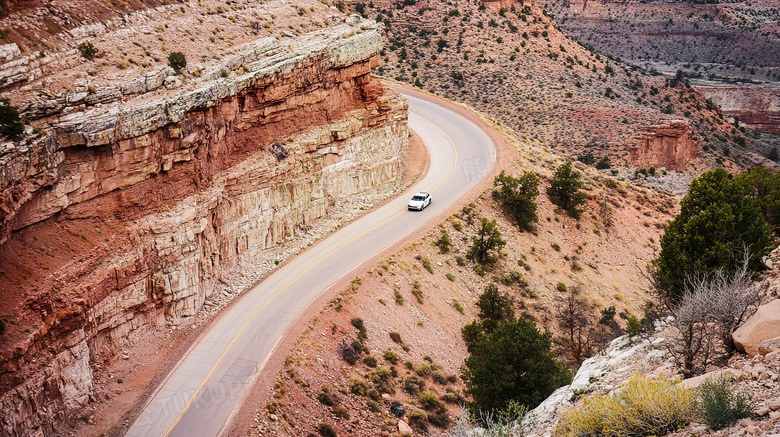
[468, 218, 506, 265]
[0, 98, 24, 139]
[411, 288, 424, 304]
[434, 230, 452, 253]
[547, 161, 587, 219]
[556, 282, 567, 292]
[696, 374, 754, 430]
[383, 349, 400, 364]
[653, 168, 772, 301]
[389, 332, 402, 343]
[493, 170, 540, 231]
[463, 318, 570, 414]
[317, 390, 340, 407]
[420, 390, 441, 410]
[625, 315, 644, 337]
[168, 51, 187, 72]
[331, 405, 349, 419]
[370, 366, 395, 394]
[415, 361, 432, 377]
[442, 392, 459, 404]
[407, 408, 429, 432]
[422, 257, 433, 274]
[351, 317, 367, 342]
[78, 41, 98, 60]
[403, 375, 426, 394]
[363, 355, 377, 367]
[316, 423, 338, 437]
[394, 289, 405, 305]
[453, 300, 465, 314]
[556, 375, 695, 436]
[432, 369, 447, 384]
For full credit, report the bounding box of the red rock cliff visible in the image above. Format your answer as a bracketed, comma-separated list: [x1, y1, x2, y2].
[698, 85, 780, 134]
[0, 18, 408, 436]
[629, 120, 700, 170]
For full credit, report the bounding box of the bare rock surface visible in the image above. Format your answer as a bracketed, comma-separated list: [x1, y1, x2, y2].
[733, 299, 780, 357]
[0, 3, 409, 435]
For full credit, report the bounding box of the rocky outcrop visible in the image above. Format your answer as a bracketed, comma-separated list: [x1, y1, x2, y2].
[733, 299, 780, 357]
[528, 325, 678, 437]
[481, 0, 527, 10]
[698, 85, 780, 134]
[0, 17, 408, 436]
[628, 120, 700, 170]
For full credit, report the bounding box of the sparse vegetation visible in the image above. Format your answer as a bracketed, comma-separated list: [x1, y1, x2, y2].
[556, 375, 695, 437]
[0, 98, 24, 139]
[547, 161, 587, 219]
[168, 51, 187, 73]
[493, 170, 540, 231]
[383, 349, 400, 364]
[78, 41, 98, 60]
[316, 423, 338, 437]
[467, 218, 506, 265]
[667, 257, 766, 378]
[434, 230, 452, 253]
[696, 374, 754, 430]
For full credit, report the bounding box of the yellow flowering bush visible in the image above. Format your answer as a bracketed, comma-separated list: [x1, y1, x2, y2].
[556, 375, 696, 436]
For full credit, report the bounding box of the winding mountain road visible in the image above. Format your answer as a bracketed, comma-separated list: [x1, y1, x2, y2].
[125, 90, 497, 437]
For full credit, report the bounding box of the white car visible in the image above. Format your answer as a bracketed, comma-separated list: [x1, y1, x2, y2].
[408, 191, 432, 211]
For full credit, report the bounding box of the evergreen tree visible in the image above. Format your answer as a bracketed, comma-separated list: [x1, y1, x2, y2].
[462, 317, 570, 415]
[463, 283, 515, 347]
[654, 168, 772, 301]
[734, 166, 780, 235]
[0, 98, 24, 139]
[547, 161, 587, 219]
[493, 170, 540, 231]
[467, 218, 506, 265]
[476, 283, 514, 325]
[168, 52, 187, 73]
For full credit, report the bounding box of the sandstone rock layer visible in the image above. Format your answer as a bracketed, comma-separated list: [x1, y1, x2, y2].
[628, 120, 700, 170]
[0, 18, 408, 436]
[698, 85, 780, 134]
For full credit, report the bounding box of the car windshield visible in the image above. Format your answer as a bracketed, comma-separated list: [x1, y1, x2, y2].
[411, 195, 425, 201]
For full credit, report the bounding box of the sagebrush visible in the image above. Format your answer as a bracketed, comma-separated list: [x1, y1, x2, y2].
[556, 375, 695, 437]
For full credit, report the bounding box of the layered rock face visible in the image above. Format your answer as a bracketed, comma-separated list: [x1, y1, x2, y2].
[0, 18, 408, 436]
[628, 120, 700, 170]
[698, 85, 780, 134]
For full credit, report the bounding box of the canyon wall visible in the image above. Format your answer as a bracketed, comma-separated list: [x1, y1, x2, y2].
[0, 17, 408, 436]
[628, 120, 700, 170]
[698, 84, 780, 134]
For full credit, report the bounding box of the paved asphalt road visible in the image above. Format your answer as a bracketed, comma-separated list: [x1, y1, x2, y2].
[125, 91, 496, 437]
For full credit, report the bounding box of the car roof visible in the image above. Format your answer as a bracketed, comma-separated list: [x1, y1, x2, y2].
[413, 191, 429, 196]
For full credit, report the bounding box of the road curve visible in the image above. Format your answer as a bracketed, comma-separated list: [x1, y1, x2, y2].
[124, 91, 496, 437]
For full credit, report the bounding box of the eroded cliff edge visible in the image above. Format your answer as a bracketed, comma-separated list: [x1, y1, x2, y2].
[0, 16, 408, 436]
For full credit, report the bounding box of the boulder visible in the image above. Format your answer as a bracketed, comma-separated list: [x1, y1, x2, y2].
[398, 420, 413, 434]
[680, 368, 741, 390]
[733, 300, 780, 356]
[758, 337, 780, 356]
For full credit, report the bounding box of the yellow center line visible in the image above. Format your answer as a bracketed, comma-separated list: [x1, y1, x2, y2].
[161, 110, 458, 436]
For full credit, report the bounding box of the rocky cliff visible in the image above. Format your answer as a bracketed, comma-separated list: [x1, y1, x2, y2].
[629, 120, 700, 170]
[698, 84, 780, 134]
[0, 15, 408, 436]
[543, 0, 780, 84]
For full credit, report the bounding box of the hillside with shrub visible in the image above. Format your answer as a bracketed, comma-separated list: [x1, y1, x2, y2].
[348, 0, 778, 172]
